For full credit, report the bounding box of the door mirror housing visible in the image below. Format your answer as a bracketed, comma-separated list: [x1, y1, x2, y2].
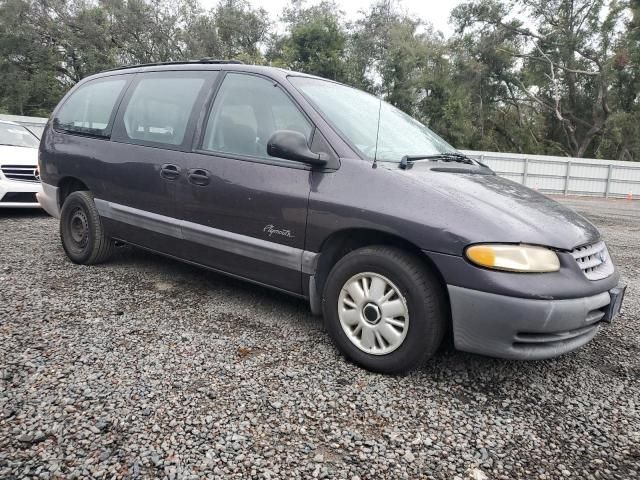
[267, 130, 327, 166]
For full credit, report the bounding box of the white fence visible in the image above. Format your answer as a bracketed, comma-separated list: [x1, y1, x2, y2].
[461, 150, 640, 199]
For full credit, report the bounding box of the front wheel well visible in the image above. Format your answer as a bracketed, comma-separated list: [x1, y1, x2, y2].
[311, 229, 449, 310]
[57, 177, 89, 209]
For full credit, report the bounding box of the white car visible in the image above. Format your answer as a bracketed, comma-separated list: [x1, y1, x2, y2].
[0, 120, 42, 208]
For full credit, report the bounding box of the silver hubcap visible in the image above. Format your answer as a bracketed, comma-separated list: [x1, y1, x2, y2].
[338, 272, 409, 355]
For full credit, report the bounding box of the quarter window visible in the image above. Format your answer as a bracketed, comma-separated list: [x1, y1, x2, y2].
[55, 77, 127, 137]
[202, 74, 312, 159]
[122, 76, 206, 146]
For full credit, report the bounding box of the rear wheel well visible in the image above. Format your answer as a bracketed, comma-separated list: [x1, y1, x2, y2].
[312, 229, 449, 306]
[58, 177, 89, 209]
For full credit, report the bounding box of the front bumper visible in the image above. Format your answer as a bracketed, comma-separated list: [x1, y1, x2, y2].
[0, 177, 42, 208]
[448, 285, 614, 360]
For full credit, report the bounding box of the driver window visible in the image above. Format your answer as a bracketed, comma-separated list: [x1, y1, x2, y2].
[202, 73, 312, 159]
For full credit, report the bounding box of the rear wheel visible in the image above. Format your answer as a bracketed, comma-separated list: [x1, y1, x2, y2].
[60, 191, 114, 264]
[322, 246, 446, 374]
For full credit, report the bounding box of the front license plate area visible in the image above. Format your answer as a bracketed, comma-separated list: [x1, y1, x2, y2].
[603, 286, 626, 323]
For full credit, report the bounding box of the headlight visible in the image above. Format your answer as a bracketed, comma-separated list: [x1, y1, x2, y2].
[465, 244, 560, 272]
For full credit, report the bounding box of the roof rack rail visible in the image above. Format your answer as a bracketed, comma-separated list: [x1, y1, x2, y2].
[199, 58, 244, 64]
[103, 59, 245, 73]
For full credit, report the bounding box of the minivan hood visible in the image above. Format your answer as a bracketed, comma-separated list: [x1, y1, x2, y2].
[396, 164, 599, 251]
[0, 145, 39, 166]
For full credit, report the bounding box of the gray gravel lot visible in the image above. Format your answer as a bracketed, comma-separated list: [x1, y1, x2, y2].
[1, 197, 639, 480]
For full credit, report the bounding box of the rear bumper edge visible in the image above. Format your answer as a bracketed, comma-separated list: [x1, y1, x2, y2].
[36, 182, 59, 218]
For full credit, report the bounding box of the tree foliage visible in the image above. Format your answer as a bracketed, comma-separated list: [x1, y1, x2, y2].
[0, 0, 638, 160]
[269, 1, 347, 81]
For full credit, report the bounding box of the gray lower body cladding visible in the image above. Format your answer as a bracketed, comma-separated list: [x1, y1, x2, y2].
[93, 198, 318, 275]
[36, 182, 60, 217]
[448, 285, 612, 360]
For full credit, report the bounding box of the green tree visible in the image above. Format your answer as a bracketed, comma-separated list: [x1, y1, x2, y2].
[270, 1, 347, 81]
[453, 0, 629, 158]
[0, 0, 271, 115]
[599, 0, 640, 160]
[0, 0, 638, 161]
[214, 0, 269, 62]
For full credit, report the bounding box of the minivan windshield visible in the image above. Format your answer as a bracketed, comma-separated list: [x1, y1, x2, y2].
[289, 76, 456, 162]
[0, 122, 40, 148]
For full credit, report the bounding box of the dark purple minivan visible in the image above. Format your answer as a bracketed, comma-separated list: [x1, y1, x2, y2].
[37, 61, 625, 373]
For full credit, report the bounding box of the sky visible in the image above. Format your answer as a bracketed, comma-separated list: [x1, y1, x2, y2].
[199, 0, 464, 37]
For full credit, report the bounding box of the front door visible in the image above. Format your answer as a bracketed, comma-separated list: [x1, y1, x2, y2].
[177, 72, 315, 293]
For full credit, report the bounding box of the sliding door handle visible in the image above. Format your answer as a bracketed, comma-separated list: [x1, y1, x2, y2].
[160, 164, 180, 180]
[188, 168, 210, 186]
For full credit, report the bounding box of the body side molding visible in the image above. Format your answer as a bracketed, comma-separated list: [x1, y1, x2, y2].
[94, 198, 318, 274]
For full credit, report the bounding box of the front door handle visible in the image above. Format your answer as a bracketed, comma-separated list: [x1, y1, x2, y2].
[160, 164, 180, 180]
[188, 168, 210, 186]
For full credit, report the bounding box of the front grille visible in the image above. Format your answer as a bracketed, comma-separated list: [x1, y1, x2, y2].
[1, 165, 39, 182]
[0, 192, 38, 203]
[570, 241, 614, 281]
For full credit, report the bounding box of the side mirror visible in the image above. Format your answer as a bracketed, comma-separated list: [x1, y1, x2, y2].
[267, 130, 327, 166]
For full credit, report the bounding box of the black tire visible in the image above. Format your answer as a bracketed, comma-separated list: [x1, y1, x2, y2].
[59, 191, 114, 265]
[322, 246, 446, 374]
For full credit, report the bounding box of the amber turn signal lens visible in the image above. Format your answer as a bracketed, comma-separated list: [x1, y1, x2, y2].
[465, 244, 560, 273]
[466, 245, 496, 267]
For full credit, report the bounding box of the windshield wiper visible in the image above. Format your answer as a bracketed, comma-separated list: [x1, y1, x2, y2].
[399, 152, 475, 169]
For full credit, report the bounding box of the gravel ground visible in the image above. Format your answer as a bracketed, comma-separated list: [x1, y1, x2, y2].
[1, 197, 639, 480]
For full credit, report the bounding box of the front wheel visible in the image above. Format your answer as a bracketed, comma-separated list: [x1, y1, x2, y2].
[60, 191, 114, 265]
[322, 246, 446, 374]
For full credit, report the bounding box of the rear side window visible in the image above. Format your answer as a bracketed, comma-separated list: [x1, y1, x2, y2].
[122, 76, 206, 146]
[55, 77, 127, 137]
